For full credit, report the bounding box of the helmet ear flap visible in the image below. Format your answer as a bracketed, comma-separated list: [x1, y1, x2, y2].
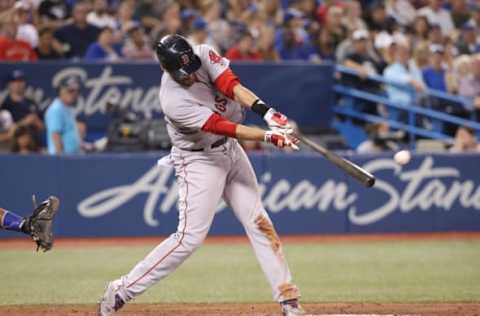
[155, 42, 167, 65]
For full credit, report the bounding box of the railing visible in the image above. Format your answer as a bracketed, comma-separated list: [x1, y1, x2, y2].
[334, 65, 480, 148]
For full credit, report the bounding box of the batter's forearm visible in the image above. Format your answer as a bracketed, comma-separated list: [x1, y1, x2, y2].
[232, 84, 275, 119]
[201, 113, 265, 142]
[233, 84, 260, 109]
[234, 125, 265, 142]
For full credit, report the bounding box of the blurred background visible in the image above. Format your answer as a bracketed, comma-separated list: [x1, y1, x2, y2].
[0, 0, 479, 237]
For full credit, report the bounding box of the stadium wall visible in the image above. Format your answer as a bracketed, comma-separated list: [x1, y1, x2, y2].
[0, 152, 479, 237]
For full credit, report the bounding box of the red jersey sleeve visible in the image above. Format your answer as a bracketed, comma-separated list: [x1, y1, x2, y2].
[213, 68, 240, 99]
[201, 113, 237, 138]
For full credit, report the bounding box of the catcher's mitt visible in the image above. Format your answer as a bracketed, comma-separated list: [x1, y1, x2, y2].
[24, 196, 60, 252]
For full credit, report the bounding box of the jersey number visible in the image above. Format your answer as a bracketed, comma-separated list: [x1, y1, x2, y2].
[214, 95, 227, 112]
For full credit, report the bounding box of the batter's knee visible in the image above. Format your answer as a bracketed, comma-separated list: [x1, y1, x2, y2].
[179, 231, 208, 252]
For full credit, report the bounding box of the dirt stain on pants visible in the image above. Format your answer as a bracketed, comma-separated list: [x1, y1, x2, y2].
[255, 215, 282, 256]
[278, 283, 301, 301]
[255, 215, 300, 301]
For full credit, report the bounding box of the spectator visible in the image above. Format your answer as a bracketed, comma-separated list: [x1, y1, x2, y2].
[357, 122, 400, 153]
[384, 41, 425, 108]
[226, 30, 261, 61]
[11, 125, 40, 154]
[443, 38, 459, 72]
[55, 1, 100, 59]
[422, 44, 447, 92]
[240, 3, 266, 40]
[84, 26, 122, 61]
[315, 0, 343, 25]
[45, 77, 82, 155]
[87, 0, 116, 29]
[410, 42, 431, 79]
[342, 29, 384, 116]
[0, 12, 37, 61]
[186, 17, 219, 51]
[323, 6, 348, 50]
[417, 0, 455, 35]
[466, 6, 480, 38]
[386, 0, 416, 27]
[456, 25, 479, 55]
[134, 0, 163, 32]
[226, 0, 254, 24]
[0, 109, 14, 148]
[343, 30, 382, 79]
[180, 8, 199, 33]
[373, 31, 395, 65]
[450, 0, 470, 29]
[428, 23, 444, 45]
[38, 0, 70, 29]
[201, 0, 232, 52]
[316, 26, 337, 61]
[257, 25, 279, 61]
[446, 55, 472, 96]
[0, 70, 43, 148]
[449, 126, 480, 152]
[116, 0, 137, 34]
[121, 22, 153, 60]
[138, 0, 181, 40]
[0, 0, 16, 12]
[364, 1, 397, 34]
[258, 0, 283, 26]
[291, 0, 318, 21]
[342, 0, 367, 33]
[14, 1, 38, 49]
[457, 55, 480, 108]
[410, 16, 431, 48]
[35, 27, 65, 60]
[274, 8, 317, 61]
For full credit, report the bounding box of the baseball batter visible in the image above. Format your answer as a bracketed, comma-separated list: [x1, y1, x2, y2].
[99, 34, 304, 316]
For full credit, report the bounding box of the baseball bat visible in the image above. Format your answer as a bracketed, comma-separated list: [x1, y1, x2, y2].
[296, 134, 376, 188]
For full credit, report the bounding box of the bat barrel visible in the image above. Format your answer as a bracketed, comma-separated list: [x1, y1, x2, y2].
[298, 135, 376, 188]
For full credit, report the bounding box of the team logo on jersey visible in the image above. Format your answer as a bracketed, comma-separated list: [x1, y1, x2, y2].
[180, 54, 190, 65]
[209, 50, 223, 64]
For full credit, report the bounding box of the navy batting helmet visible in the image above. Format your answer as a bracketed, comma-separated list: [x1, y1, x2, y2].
[155, 34, 201, 80]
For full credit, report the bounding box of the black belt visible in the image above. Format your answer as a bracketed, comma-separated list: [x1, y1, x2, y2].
[184, 137, 228, 152]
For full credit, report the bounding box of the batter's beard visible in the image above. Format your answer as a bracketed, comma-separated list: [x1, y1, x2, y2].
[172, 73, 197, 87]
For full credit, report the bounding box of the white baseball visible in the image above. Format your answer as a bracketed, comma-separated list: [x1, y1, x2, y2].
[394, 150, 411, 165]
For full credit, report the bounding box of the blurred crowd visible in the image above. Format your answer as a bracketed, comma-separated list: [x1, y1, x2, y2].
[0, 70, 89, 154]
[0, 0, 479, 105]
[0, 0, 478, 63]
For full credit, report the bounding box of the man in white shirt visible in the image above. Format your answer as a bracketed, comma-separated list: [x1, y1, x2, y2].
[86, 0, 116, 29]
[14, 1, 38, 48]
[417, 0, 455, 35]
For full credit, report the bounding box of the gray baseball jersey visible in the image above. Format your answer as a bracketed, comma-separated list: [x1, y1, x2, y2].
[107, 43, 300, 308]
[160, 44, 246, 150]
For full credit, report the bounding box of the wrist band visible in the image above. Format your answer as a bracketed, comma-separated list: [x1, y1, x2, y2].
[251, 99, 270, 117]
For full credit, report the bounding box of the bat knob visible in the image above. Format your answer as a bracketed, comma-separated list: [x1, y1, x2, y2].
[365, 177, 376, 188]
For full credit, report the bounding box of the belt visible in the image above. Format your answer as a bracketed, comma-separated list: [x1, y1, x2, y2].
[183, 137, 228, 152]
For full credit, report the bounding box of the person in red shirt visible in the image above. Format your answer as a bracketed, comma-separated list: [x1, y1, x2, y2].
[0, 12, 37, 61]
[225, 30, 262, 61]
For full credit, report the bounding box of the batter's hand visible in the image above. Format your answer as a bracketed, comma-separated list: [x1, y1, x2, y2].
[264, 130, 299, 150]
[264, 108, 293, 134]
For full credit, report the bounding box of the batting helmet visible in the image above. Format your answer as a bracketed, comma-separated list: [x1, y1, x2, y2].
[155, 34, 201, 80]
